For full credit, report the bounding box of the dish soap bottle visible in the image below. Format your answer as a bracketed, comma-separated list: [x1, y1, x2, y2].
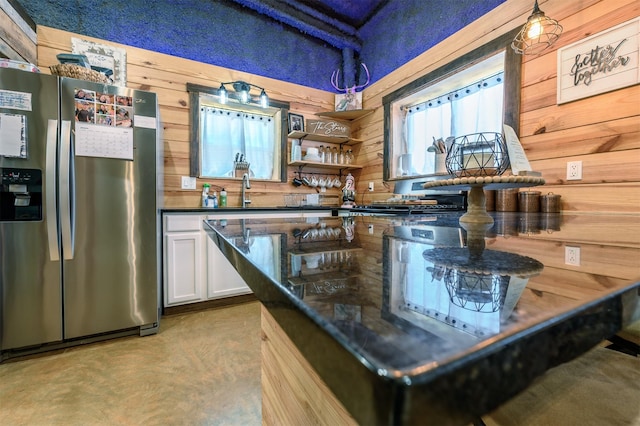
[219, 188, 227, 207]
[211, 191, 218, 208]
[202, 183, 210, 207]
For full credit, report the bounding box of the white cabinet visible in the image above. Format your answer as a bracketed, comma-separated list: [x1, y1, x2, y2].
[165, 231, 204, 305]
[164, 210, 334, 308]
[163, 213, 251, 308]
[164, 215, 205, 306]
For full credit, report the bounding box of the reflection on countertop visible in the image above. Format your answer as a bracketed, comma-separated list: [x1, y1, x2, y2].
[204, 211, 640, 425]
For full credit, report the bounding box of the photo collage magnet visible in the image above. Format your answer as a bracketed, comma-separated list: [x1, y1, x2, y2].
[74, 88, 133, 128]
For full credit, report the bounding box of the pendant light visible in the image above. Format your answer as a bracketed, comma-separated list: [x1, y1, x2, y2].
[512, 0, 563, 55]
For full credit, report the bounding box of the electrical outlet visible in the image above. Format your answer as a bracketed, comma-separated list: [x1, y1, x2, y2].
[368, 224, 374, 234]
[368, 181, 374, 191]
[567, 161, 583, 181]
[565, 246, 581, 266]
[181, 176, 196, 190]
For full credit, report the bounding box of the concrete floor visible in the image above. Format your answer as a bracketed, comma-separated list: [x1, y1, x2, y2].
[0, 302, 262, 426]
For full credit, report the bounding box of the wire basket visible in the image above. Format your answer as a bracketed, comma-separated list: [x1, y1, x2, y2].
[445, 132, 510, 177]
[49, 64, 111, 83]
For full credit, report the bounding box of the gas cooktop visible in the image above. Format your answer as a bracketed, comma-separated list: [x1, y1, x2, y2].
[350, 194, 466, 215]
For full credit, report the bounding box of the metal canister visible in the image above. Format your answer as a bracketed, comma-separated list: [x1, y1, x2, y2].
[496, 188, 519, 212]
[518, 213, 541, 235]
[540, 213, 562, 232]
[518, 191, 541, 213]
[492, 212, 518, 236]
[540, 192, 561, 213]
[484, 189, 495, 212]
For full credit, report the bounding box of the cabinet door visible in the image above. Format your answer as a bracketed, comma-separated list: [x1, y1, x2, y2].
[206, 237, 252, 299]
[165, 232, 204, 305]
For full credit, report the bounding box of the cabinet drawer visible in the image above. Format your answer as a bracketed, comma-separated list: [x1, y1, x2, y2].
[165, 214, 203, 232]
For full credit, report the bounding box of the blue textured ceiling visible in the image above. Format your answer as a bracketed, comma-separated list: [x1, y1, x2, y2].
[15, 0, 506, 91]
[295, 0, 388, 28]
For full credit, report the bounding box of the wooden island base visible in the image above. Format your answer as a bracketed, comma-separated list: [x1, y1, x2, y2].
[261, 305, 357, 425]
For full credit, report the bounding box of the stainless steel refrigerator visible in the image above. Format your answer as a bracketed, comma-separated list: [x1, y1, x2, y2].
[0, 67, 161, 360]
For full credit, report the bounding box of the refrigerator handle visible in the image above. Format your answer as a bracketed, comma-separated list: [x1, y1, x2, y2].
[60, 120, 75, 260]
[45, 119, 60, 261]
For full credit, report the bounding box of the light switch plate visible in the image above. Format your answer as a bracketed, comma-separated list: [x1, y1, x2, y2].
[181, 176, 196, 190]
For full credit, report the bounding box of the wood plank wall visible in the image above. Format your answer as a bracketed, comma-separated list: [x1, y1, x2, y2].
[33, 0, 639, 212]
[35, 26, 339, 209]
[357, 0, 640, 213]
[0, 0, 36, 63]
[261, 305, 358, 426]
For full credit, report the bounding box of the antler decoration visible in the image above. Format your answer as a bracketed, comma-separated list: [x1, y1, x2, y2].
[331, 63, 370, 94]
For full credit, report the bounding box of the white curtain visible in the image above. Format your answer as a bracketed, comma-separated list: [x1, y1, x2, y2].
[201, 106, 275, 179]
[451, 83, 503, 137]
[401, 72, 504, 177]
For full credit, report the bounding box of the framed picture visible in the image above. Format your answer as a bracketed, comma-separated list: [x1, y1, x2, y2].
[71, 37, 127, 87]
[335, 91, 363, 111]
[288, 113, 304, 133]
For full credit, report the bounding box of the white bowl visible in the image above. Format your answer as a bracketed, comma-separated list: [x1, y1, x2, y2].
[306, 147, 319, 157]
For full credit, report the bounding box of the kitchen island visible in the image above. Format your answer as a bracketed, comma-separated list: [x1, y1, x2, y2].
[204, 212, 640, 425]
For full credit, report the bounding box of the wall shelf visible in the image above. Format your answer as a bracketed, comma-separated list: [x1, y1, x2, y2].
[316, 109, 374, 121]
[288, 131, 362, 145]
[288, 160, 362, 171]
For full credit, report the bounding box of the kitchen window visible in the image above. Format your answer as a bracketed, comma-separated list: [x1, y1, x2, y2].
[401, 64, 504, 177]
[188, 83, 289, 182]
[383, 28, 521, 181]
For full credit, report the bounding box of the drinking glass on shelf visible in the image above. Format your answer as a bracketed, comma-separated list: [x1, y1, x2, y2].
[345, 149, 353, 164]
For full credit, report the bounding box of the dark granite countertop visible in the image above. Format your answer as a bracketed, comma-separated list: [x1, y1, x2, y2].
[203, 211, 640, 425]
[161, 206, 337, 214]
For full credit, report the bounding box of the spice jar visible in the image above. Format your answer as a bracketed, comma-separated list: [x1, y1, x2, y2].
[496, 188, 519, 212]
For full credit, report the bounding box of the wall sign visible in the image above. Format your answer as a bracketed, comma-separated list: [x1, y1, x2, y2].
[72, 38, 127, 87]
[557, 17, 639, 104]
[305, 119, 350, 137]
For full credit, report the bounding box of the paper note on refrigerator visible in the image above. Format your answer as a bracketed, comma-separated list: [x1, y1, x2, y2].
[0, 113, 27, 158]
[0, 89, 32, 111]
[75, 122, 133, 160]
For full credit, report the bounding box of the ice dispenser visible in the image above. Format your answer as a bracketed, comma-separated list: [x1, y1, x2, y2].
[0, 167, 42, 221]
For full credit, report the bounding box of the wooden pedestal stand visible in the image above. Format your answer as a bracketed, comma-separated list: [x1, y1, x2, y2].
[423, 175, 546, 225]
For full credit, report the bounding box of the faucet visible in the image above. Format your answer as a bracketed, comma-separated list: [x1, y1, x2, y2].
[242, 173, 251, 208]
[241, 219, 251, 246]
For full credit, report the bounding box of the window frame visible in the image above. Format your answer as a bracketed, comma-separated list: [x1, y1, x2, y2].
[382, 28, 522, 181]
[187, 82, 289, 182]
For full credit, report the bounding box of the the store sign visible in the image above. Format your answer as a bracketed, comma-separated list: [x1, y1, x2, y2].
[305, 119, 350, 137]
[557, 17, 639, 104]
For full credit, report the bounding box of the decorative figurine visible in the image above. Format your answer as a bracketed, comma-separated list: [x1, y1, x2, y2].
[341, 173, 356, 208]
